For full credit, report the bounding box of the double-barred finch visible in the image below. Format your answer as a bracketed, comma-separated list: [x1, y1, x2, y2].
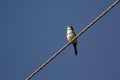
[67, 25, 78, 55]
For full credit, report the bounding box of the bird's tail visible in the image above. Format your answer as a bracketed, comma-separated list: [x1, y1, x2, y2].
[73, 43, 78, 55]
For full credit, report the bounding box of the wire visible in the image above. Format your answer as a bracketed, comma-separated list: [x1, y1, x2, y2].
[25, 0, 120, 80]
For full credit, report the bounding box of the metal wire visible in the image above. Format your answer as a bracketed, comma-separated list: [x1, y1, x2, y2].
[25, 0, 120, 80]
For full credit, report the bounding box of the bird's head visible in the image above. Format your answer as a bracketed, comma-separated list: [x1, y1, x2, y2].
[67, 25, 74, 31]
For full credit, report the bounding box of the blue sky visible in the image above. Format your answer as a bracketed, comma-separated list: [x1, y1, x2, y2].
[0, 0, 120, 80]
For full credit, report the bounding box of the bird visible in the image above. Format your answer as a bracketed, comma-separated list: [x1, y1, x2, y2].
[66, 25, 78, 55]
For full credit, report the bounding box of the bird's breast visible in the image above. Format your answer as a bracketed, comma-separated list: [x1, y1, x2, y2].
[67, 33, 75, 41]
